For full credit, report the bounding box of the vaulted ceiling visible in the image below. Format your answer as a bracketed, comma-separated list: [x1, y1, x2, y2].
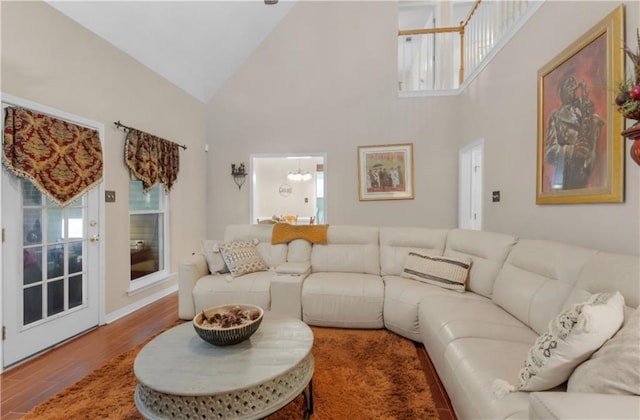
[48, 1, 297, 103]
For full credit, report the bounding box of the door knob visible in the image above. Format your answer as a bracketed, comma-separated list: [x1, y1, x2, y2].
[90, 234, 100, 243]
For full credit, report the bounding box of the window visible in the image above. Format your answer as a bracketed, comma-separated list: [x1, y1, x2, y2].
[128, 180, 169, 286]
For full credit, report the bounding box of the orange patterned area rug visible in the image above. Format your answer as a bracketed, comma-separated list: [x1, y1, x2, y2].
[24, 324, 440, 420]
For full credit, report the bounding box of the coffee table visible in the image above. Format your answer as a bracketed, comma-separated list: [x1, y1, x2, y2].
[133, 312, 314, 419]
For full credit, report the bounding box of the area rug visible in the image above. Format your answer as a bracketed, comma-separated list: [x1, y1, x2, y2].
[24, 323, 440, 419]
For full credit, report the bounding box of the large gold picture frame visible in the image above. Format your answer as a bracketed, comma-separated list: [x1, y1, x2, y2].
[536, 6, 624, 204]
[358, 143, 414, 201]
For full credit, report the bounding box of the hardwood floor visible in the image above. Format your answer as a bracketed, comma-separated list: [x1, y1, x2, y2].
[0, 292, 456, 419]
[1, 292, 180, 419]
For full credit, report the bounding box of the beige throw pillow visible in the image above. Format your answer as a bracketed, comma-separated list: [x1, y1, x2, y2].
[567, 307, 640, 395]
[493, 292, 625, 397]
[401, 252, 471, 292]
[201, 240, 229, 274]
[218, 239, 269, 278]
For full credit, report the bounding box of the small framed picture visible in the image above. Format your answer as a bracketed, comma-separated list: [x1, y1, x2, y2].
[357, 143, 414, 201]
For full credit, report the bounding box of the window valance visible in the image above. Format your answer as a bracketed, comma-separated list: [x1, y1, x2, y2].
[2, 106, 103, 206]
[125, 128, 180, 193]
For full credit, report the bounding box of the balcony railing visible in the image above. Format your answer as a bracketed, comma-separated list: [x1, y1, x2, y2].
[398, 0, 542, 94]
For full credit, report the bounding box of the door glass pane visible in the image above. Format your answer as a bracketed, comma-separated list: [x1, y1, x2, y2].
[22, 181, 42, 206]
[69, 274, 83, 309]
[47, 208, 64, 241]
[23, 208, 42, 245]
[19, 178, 90, 328]
[67, 208, 84, 239]
[47, 279, 64, 316]
[68, 241, 83, 275]
[24, 285, 42, 324]
[23, 247, 43, 285]
[47, 244, 64, 279]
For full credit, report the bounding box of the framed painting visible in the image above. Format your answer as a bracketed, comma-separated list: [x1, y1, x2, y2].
[358, 143, 414, 201]
[536, 6, 624, 204]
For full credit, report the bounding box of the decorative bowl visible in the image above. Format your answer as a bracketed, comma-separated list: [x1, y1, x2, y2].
[193, 304, 264, 346]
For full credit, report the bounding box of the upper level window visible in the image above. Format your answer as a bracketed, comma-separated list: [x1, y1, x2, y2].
[129, 180, 168, 283]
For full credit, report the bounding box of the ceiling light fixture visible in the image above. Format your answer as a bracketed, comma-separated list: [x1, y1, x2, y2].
[287, 160, 312, 182]
[264, 0, 278, 5]
[287, 169, 312, 182]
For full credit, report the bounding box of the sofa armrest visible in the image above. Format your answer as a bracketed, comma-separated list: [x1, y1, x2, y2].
[178, 253, 209, 320]
[529, 392, 640, 420]
[275, 261, 311, 275]
[271, 272, 309, 319]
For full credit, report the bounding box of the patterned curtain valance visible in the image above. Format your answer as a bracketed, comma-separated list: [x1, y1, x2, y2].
[2, 106, 103, 207]
[125, 129, 180, 193]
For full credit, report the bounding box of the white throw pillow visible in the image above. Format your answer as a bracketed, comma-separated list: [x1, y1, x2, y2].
[493, 292, 625, 397]
[218, 239, 269, 278]
[567, 307, 640, 395]
[201, 240, 228, 274]
[401, 252, 470, 292]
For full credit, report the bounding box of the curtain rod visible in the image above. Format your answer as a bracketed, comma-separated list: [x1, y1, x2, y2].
[113, 120, 187, 150]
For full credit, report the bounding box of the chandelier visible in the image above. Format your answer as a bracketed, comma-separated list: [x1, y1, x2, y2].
[287, 169, 312, 182]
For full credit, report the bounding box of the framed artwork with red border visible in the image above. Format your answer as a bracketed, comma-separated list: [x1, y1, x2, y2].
[536, 6, 624, 204]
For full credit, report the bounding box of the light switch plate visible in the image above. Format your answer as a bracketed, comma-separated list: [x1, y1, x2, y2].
[492, 191, 500, 202]
[105, 190, 116, 203]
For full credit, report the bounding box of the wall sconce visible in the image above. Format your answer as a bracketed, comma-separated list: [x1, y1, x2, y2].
[231, 163, 247, 190]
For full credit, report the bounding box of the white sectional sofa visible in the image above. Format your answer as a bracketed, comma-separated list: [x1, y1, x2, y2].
[178, 224, 640, 420]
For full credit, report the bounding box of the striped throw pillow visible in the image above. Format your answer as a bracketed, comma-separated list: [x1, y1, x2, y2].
[401, 252, 471, 292]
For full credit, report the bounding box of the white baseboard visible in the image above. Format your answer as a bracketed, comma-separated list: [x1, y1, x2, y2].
[104, 284, 178, 324]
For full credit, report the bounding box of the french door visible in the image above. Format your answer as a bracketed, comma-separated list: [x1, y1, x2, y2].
[2, 175, 101, 368]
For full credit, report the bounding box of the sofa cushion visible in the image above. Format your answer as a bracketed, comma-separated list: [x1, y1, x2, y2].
[379, 227, 448, 276]
[567, 307, 640, 395]
[563, 251, 640, 312]
[419, 292, 537, 372]
[493, 292, 625, 395]
[444, 229, 517, 298]
[310, 225, 379, 275]
[492, 239, 597, 335]
[443, 337, 536, 420]
[302, 272, 383, 329]
[192, 272, 271, 313]
[529, 392, 640, 420]
[219, 239, 269, 277]
[383, 275, 445, 342]
[401, 252, 470, 292]
[201, 239, 229, 274]
[286, 239, 312, 263]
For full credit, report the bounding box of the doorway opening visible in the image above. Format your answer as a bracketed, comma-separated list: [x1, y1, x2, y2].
[250, 154, 326, 225]
[458, 139, 483, 230]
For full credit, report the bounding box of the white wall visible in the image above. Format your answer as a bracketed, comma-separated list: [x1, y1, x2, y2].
[207, 1, 639, 256]
[457, 0, 640, 255]
[207, 1, 460, 239]
[1, 1, 208, 314]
